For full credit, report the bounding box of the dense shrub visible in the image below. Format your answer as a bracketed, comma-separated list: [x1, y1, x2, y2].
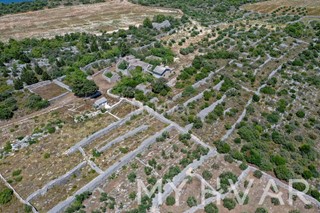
[64, 191, 92, 213]
[237, 126, 260, 142]
[0, 188, 13, 204]
[253, 170, 263, 179]
[270, 155, 286, 166]
[26, 94, 49, 110]
[223, 198, 236, 210]
[274, 165, 293, 181]
[204, 203, 219, 213]
[127, 172, 137, 183]
[255, 207, 268, 213]
[284, 22, 305, 38]
[215, 141, 230, 153]
[187, 196, 197, 207]
[166, 196, 175, 206]
[260, 86, 276, 95]
[296, 110, 305, 118]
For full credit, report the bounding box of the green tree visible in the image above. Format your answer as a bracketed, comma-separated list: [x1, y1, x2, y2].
[34, 64, 43, 75]
[204, 203, 218, 213]
[20, 69, 38, 85]
[253, 94, 260, 102]
[127, 172, 137, 183]
[67, 71, 99, 97]
[13, 78, 23, 90]
[166, 196, 175, 206]
[152, 78, 169, 94]
[296, 110, 305, 118]
[223, 198, 236, 210]
[42, 71, 52, 81]
[143, 17, 153, 28]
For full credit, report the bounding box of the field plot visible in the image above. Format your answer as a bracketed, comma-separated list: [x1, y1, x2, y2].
[194, 88, 251, 143]
[0, 106, 117, 199]
[166, 74, 223, 112]
[109, 100, 138, 119]
[0, 101, 84, 147]
[168, 80, 251, 144]
[212, 169, 319, 213]
[30, 82, 68, 100]
[82, 128, 210, 212]
[242, 0, 320, 16]
[30, 164, 98, 212]
[93, 114, 167, 171]
[0, 0, 181, 41]
[82, 112, 148, 154]
[160, 154, 243, 212]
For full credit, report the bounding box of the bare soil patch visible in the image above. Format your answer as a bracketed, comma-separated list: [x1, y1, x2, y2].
[0, 0, 181, 42]
[31, 82, 68, 100]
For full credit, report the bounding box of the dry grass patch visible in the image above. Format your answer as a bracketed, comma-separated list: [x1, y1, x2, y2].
[31, 82, 68, 100]
[94, 116, 167, 170]
[0, 111, 116, 198]
[109, 100, 138, 118]
[83, 112, 147, 153]
[30, 164, 98, 212]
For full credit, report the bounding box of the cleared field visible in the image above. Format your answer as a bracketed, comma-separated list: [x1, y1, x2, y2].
[0, 0, 181, 42]
[31, 82, 68, 100]
[109, 100, 138, 119]
[242, 0, 320, 15]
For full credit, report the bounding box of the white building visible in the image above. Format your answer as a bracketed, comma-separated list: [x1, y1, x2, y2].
[93, 97, 108, 108]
